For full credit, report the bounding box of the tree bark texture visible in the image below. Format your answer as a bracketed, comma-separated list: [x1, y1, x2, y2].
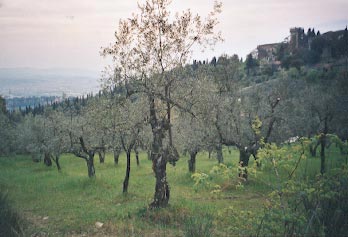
[150, 153, 170, 208]
[149, 96, 170, 208]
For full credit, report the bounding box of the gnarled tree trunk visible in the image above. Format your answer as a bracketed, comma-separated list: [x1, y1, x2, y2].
[149, 96, 170, 208]
[151, 153, 170, 208]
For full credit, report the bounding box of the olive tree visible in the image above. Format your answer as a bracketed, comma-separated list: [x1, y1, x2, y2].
[16, 114, 50, 164]
[212, 79, 283, 179]
[303, 80, 338, 174]
[68, 99, 105, 178]
[94, 91, 125, 165]
[176, 115, 206, 173]
[42, 108, 70, 171]
[118, 98, 147, 193]
[102, 0, 222, 207]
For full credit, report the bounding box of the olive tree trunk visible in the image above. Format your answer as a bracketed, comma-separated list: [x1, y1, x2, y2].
[320, 117, 329, 174]
[149, 97, 170, 208]
[71, 137, 96, 178]
[98, 150, 105, 163]
[188, 151, 197, 173]
[216, 144, 223, 164]
[53, 155, 61, 171]
[310, 141, 320, 157]
[44, 152, 52, 167]
[151, 153, 170, 208]
[123, 151, 131, 193]
[86, 153, 95, 178]
[238, 147, 251, 180]
[113, 148, 121, 165]
[135, 147, 140, 166]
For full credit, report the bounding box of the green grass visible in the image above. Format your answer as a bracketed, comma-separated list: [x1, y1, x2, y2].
[0, 146, 345, 236]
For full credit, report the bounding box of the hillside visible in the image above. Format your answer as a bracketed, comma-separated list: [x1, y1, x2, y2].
[1, 1, 348, 236]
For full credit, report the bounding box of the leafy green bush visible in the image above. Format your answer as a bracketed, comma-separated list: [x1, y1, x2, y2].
[209, 163, 231, 179]
[257, 168, 348, 236]
[191, 172, 211, 192]
[303, 168, 348, 236]
[256, 140, 348, 236]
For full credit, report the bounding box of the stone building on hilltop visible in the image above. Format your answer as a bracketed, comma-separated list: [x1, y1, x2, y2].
[257, 43, 279, 62]
[289, 27, 307, 51]
[255, 27, 319, 62]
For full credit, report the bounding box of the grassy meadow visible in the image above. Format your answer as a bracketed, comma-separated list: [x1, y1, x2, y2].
[0, 146, 345, 236]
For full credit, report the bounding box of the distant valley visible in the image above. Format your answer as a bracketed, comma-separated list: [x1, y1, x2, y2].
[0, 68, 101, 98]
[0, 68, 101, 110]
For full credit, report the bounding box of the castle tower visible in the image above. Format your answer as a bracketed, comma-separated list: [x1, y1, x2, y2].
[290, 27, 306, 52]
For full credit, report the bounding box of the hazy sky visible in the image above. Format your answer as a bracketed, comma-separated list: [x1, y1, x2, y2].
[0, 0, 347, 71]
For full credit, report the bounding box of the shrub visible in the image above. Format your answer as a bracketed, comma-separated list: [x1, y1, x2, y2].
[183, 214, 214, 237]
[0, 191, 25, 237]
[191, 172, 211, 192]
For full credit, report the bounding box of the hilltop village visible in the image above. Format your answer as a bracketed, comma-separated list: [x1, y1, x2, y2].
[190, 26, 347, 78]
[252, 26, 348, 71]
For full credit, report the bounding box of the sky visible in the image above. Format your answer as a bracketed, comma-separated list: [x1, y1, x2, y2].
[0, 0, 347, 71]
